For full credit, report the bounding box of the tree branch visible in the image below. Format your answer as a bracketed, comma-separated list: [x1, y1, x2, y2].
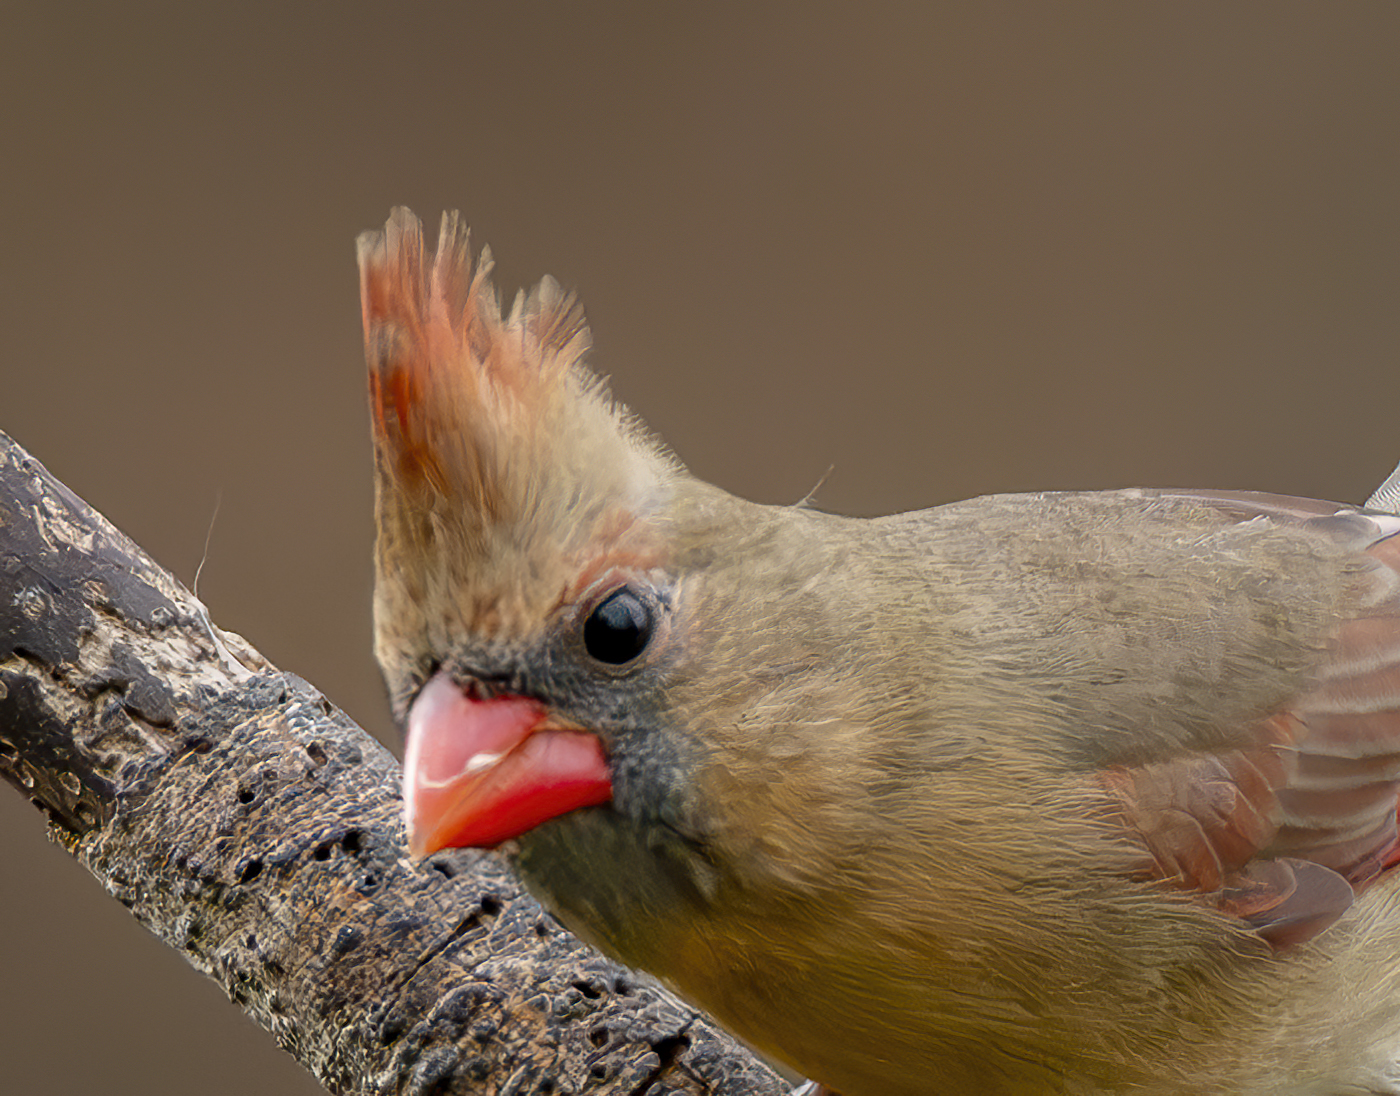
[0, 430, 786, 1096]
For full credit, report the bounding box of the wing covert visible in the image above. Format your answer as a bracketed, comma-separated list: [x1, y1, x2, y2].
[1102, 493, 1400, 947]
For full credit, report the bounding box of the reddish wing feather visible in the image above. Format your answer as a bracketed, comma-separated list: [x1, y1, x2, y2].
[1104, 495, 1400, 947]
[1282, 532, 1400, 886]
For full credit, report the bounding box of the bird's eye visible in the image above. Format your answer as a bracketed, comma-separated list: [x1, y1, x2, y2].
[583, 587, 654, 665]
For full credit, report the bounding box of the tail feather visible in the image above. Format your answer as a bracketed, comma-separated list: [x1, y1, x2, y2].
[1367, 459, 1400, 515]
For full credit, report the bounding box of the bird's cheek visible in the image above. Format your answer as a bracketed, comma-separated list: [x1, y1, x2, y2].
[402, 672, 613, 855]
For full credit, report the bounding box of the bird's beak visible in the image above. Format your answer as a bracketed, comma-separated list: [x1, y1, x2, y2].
[402, 671, 613, 856]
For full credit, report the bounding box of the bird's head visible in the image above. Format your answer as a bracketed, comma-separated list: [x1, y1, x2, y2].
[358, 211, 874, 953]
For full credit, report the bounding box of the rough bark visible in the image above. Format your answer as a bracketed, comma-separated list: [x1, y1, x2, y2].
[0, 430, 787, 1096]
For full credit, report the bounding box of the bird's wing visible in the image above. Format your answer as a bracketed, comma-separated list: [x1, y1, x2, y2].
[1101, 491, 1400, 947]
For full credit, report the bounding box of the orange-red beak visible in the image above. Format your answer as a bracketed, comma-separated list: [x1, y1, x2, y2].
[403, 672, 613, 856]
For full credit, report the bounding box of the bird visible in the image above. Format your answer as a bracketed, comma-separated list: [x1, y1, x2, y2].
[357, 207, 1400, 1096]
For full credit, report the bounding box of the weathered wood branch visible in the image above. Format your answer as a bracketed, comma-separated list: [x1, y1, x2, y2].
[0, 430, 786, 1096]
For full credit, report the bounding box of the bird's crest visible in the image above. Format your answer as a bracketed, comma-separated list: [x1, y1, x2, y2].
[358, 208, 679, 639]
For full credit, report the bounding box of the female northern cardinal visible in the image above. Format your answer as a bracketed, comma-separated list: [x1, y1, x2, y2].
[358, 208, 1400, 1096]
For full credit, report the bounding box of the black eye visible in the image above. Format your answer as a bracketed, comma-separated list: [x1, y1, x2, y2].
[583, 587, 654, 665]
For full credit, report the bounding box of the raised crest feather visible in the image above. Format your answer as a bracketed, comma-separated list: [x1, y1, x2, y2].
[358, 208, 680, 642]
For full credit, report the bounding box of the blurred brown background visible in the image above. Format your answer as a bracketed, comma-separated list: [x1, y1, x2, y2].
[2, 4, 1398, 1093]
